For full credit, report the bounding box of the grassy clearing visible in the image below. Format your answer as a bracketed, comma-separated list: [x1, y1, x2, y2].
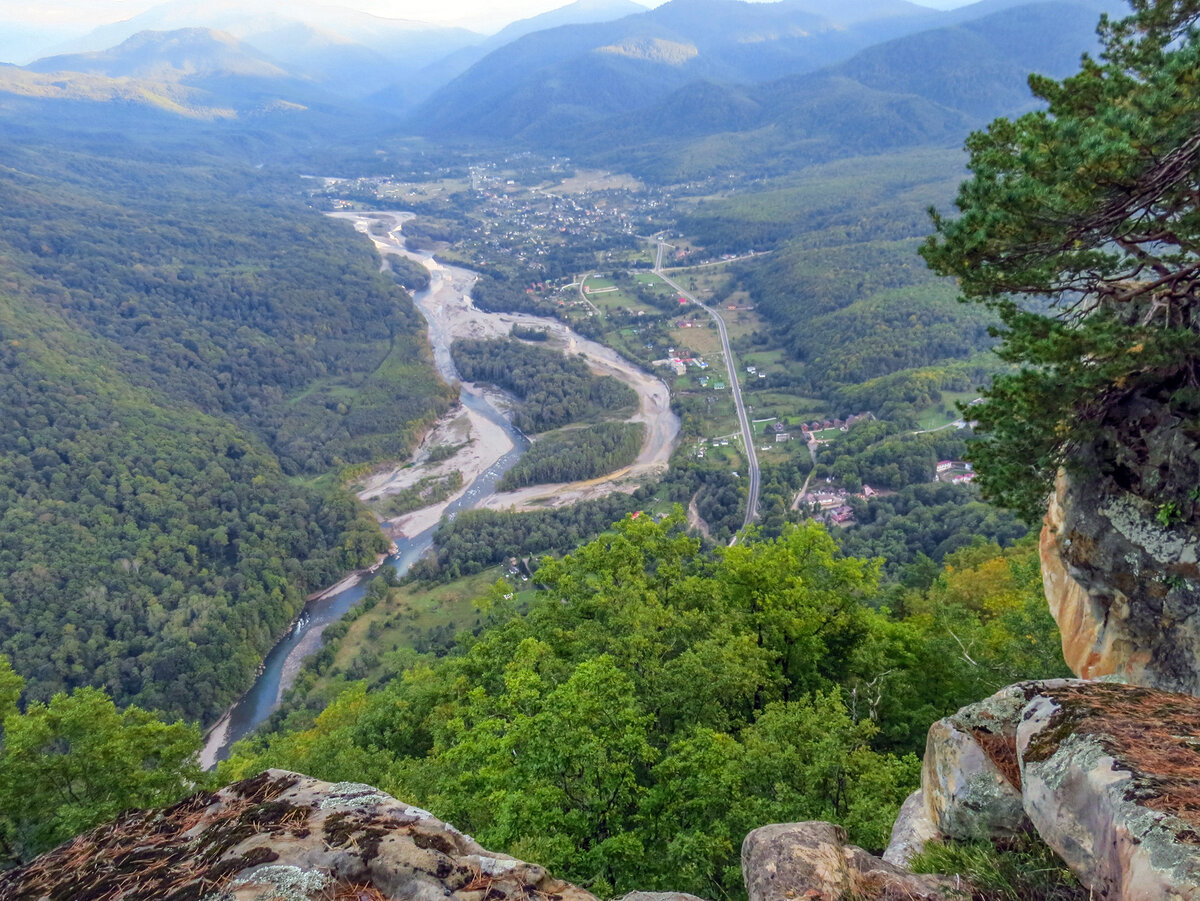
[916, 389, 978, 430]
[313, 569, 517, 693]
[669, 324, 724, 356]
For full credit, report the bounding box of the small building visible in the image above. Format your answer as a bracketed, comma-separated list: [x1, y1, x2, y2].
[936, 461, 954, 473]
[830, 505, 854, 524]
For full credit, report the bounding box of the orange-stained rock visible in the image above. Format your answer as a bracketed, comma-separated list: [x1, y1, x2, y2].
[1017, 681, 1200, 900]
[1040, 465, 1200, 696]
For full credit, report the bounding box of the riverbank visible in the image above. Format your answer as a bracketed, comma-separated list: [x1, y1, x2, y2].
[357, 403, 515, 539]
[197, 209, 678, 768]
[329, 210, 680, 514]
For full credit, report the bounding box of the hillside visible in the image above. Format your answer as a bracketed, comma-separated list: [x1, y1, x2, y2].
[375, 0, 649, 111]
[220, 516, 1069, 898]
[0, 139, 452, 724]
[573, 0, 1106, 179]
[409, 0, 942, 140]
[29, 0, 480, 99]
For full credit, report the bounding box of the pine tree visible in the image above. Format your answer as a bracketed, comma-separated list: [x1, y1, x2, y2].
[921, 0, 1200, 520]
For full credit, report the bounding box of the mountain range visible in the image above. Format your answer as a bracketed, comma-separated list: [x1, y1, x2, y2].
[0, 0, 1123, 174]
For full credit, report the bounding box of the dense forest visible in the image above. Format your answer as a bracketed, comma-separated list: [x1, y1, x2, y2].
[452, 337, 636, 432]
[813, 420, 967, 491]
[471, 273, 560, 317]
[837, 483, 1027, 575]
[0, 141, 449, 723]
[679, 150, 999, 406]
[222, 515, 1069, 899]
[408, 492, 647, 580]
[0, 145, 453, 475]
[497, 422, 643, 490]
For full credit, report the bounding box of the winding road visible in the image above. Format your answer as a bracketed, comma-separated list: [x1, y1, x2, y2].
[653, 239, 760, 535]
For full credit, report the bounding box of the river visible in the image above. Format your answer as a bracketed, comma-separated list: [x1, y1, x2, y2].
[201, 209, 677, 766]
[202, 225, 530, 766]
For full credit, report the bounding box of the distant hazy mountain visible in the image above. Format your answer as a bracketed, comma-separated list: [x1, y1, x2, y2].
[44, 0, 480, 99]
[9, 27, 389, 148]
[409, 0, 946, 139]
[29, 28, 291, 82]
[573, 0, 1107, 178]
[378, 0, 649, 112]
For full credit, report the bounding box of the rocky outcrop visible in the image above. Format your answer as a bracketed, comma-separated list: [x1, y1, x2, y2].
[0, 769, 599, 901]
[742, 821, 952, 901]
[900, 679, 1200, 900]
[1040, 387, 1200, 696]
[1019, 682, 1200, 900]
[919, 682, 1041, 841]
[881, 790, 937, 867]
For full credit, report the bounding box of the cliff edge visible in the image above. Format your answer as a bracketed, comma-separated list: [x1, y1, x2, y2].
[0, 769, 599, 901]
[1040, 381, 1200, 694]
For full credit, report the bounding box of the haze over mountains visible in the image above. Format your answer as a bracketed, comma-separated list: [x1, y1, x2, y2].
[0, 0, 1118, 164]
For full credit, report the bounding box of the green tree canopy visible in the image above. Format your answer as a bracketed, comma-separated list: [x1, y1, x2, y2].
[921, 0, 1200, 520]
[219, 515, 1068, 899]
[0, 664, 206, 865]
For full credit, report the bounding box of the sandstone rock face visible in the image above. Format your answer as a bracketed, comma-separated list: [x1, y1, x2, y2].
[920, 683, 1045, 841]
[0, 769, 599, 901]
[1041, 456, 1200, 696]
[741, 821, 951, 901]
[1017, 682, 1200, 901]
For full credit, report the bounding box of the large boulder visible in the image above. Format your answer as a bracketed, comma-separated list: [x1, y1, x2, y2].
[742, 821, 952, 901]
[1018, 681, 1200, 900]
[881, 789, 938, 867]
[0, 769, 599, 901]
[920, 682, 1051, 840]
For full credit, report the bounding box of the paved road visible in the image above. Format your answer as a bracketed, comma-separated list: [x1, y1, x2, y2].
[654, 239, 760, 536]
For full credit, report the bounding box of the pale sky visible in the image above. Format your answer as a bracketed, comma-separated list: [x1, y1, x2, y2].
[3, 0, 658, 31]
[0, 0, 968, 62]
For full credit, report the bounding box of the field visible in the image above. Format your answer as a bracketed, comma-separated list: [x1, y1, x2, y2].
[915, 389, 979, 430]
[309, 569, 530, 694]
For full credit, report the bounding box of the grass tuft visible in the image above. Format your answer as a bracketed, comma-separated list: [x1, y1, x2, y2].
[909, 833, 1088, 901]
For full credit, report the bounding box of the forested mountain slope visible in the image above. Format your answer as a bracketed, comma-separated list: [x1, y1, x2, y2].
[410, 0, 941, 140]
[576, 0, 1106, 179]
[222, 515, 1070, 899]
[0, 141, 452, 723]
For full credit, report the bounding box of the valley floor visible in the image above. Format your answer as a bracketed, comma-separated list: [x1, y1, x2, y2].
[330, 211, 680, 522]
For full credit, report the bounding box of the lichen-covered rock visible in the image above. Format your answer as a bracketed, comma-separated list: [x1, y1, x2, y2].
[741, 821, 952, 901]
[1041, 404, 1200, 696]
[1017, 681, 1200, 900]
[882, 790, 938, 867]
[617, 892, 711, 901]
[921, 682, 1052, 840]
[0, 769, 599, 901]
